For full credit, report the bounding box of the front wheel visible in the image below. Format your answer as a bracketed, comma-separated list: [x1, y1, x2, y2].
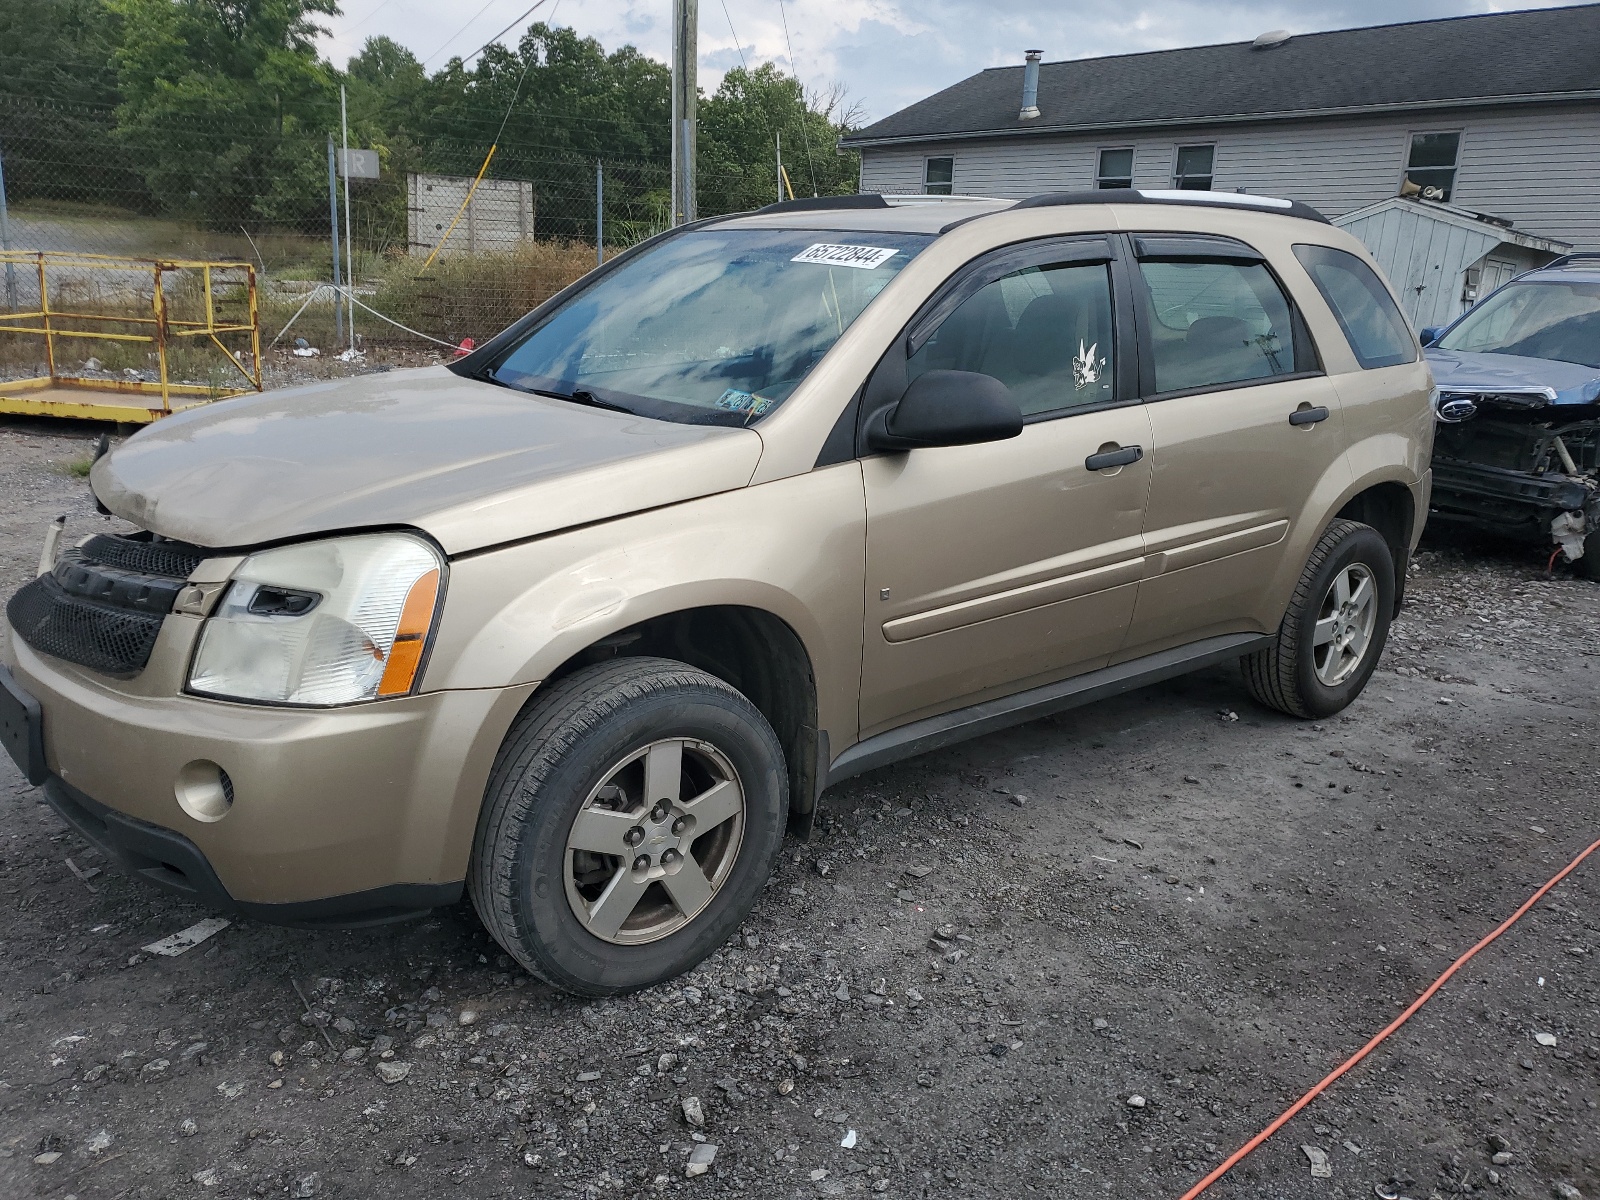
[1243, 519, 1395, 718]
[1577, 523, 1600, 582]
[469, 657, 788, 996]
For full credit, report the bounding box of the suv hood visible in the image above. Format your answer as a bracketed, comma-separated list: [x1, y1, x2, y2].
[92, 367, 764, 554]
[1425, 348, 1600, 407]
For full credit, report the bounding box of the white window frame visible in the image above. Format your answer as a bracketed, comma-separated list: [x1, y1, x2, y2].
[1095, 146, 1135, 190]
[922, 156, 955, 196]
[1172, 143, 1216, 191]
[1400, 129, 1464, 202]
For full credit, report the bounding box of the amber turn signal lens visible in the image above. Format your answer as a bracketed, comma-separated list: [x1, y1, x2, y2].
[377, 568, 440, 697]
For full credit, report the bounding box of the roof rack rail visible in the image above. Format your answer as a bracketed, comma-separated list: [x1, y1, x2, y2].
[1541, 250, 1600, 269]
[1011, 188, 1330, 225]
[755, 194, 890, 214]
[879, 193, 1006, 204]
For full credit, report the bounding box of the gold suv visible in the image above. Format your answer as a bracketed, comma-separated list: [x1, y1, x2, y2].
[2, 190, 1433, 994]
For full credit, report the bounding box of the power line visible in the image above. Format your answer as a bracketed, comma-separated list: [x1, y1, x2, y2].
[460, 0, 558, 66]
[421, 0, 507, 67]
[719, 0, 749, 73]
[775, 0, 818, 196]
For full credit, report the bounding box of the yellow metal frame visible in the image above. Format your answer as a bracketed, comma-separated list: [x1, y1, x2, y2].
[0, 250, 262, 423]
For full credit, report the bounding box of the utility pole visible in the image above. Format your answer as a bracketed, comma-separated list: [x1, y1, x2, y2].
[595, 160, 604, 267]
[340, 85, 356, 354]
[0, 138, 17, 312]
[775, 131, 782, 204]
[669, 0, 697, 226]
[326, 135, 343, 343]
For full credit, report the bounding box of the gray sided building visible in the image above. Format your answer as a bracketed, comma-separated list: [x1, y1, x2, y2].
[842, 6, 1600, 255]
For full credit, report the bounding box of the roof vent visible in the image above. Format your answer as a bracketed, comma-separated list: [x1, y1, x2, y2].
[1019, 50, 1042, 121]
[1251, 29, 1292, 49]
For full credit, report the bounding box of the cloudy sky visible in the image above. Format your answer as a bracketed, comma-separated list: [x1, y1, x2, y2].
[319, 0, 1590, 124]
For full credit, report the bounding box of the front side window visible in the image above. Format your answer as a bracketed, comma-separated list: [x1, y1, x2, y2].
[1435, 281, 1600, 369]
[1137, 258, 1306, 392]
[1293, 244, 1417, 369]
[1173, 145, 1214, 191]
[1096, 148, 1134, 189]
[924, 156, 954, 195]
[487, 228, 932, 424]
[908, 259, 1116, 417]
[1404, 131, 1461, 201]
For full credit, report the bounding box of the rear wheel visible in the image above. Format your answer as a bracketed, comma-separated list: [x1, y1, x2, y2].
[469, 657, 788, 996]
[1243, 519, 1395, 718]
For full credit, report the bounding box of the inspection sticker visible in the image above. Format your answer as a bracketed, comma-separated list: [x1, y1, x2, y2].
[791, 243, 899, 269]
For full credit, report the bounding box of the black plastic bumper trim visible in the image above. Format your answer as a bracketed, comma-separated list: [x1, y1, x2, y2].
[40, 776, 461, 928]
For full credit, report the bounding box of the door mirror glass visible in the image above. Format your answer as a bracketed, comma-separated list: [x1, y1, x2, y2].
[868, 370, 1022, 450]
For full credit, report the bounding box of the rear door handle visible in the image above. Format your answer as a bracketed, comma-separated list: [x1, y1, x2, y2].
[1289, 406, 1330, 426]
[1085, 445, 1143, 471]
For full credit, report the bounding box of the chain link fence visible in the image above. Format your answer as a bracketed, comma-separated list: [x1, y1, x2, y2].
[0, 93, 782, 371]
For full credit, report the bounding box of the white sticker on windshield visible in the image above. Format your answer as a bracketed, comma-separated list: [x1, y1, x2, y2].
[791, 243, 899, 269]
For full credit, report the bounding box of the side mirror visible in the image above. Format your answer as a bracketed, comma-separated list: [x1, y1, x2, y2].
[1419, 327, 1442, 347]
[865, 370, 1023, 451]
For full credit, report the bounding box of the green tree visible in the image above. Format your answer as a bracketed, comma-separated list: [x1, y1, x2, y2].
[698, 64, 861, 215]
[415, 24, 671, 241]
[0, 0, 138, 208]
[107, 0, 340, 228]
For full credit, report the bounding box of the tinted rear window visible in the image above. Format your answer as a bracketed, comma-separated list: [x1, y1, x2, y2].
[1293, 244, 1417, 370]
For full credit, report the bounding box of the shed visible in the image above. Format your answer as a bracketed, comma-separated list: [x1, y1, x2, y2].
[407, 173, 536, 257]
[1333, 197, 1569, 329]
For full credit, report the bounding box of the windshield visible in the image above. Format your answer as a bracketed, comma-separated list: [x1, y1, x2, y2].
[485, 227, 933, 424]
[1437, 280, 1600, 369]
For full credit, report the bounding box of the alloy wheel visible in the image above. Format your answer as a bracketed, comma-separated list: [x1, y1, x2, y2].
[563, 738, 746, 945]
[1312, 562, 1378, 687]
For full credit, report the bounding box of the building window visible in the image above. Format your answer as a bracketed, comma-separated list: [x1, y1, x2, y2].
[1096, 148, 1134, 189]
[1403, 132, 1461, 202]
[1173, 145, 1214, 191]
[923, 157, 954, 195]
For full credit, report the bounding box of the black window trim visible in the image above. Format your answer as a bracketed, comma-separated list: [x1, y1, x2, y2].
[906, 236, 1115, 354]
[1123, 231, 1326, 402]
[842, 232, 1139, 461]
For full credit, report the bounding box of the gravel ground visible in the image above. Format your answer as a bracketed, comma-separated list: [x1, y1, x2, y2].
[1, 416, 1597, 1200]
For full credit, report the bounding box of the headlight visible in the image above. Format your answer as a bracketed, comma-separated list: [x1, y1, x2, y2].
[188, 533, 443, 705]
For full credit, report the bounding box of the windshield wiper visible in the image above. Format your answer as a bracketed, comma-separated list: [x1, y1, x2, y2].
[493, 374, 635, 414]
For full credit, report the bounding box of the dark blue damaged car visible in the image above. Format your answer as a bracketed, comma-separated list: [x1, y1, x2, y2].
[1420, 253, 1600, 578]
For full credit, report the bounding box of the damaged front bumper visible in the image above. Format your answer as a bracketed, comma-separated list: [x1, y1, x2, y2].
[1429, 401, 1599, 563]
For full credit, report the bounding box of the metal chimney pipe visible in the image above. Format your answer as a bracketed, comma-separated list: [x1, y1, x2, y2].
[1019, 50, 1042, 120]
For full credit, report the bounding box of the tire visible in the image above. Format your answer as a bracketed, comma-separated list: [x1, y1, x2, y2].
[1577, 525, 1600, 582]
[1243, 519, 1395, 719]
[469, 657, 788, 997]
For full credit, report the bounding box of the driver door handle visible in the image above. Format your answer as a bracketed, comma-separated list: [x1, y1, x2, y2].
[1289, 406, 1330, 426]
[1085, 445, 1143, 471]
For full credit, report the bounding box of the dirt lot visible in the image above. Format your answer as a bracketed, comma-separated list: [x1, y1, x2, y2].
[1, 415, 1597, 1200]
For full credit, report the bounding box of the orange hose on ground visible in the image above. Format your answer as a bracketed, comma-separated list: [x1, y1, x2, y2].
[1177, 833, 1600, 1200]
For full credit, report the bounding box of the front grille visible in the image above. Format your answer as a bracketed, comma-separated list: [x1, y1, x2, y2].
[5, 532, 210, 677]
[77, 533, 206, 580]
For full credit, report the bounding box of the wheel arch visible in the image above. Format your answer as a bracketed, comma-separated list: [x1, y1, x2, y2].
[1333, 477, 1418, 612]
[524, 604, 823, 839]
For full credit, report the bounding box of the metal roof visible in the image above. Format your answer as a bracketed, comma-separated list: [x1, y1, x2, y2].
[840, 4, 1600, 149]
